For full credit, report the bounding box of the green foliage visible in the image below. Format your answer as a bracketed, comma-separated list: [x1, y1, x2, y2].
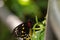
[31, 16, 45, 40]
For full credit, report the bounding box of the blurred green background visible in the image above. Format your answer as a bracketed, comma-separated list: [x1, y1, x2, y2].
[0, 19, 17, 40]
